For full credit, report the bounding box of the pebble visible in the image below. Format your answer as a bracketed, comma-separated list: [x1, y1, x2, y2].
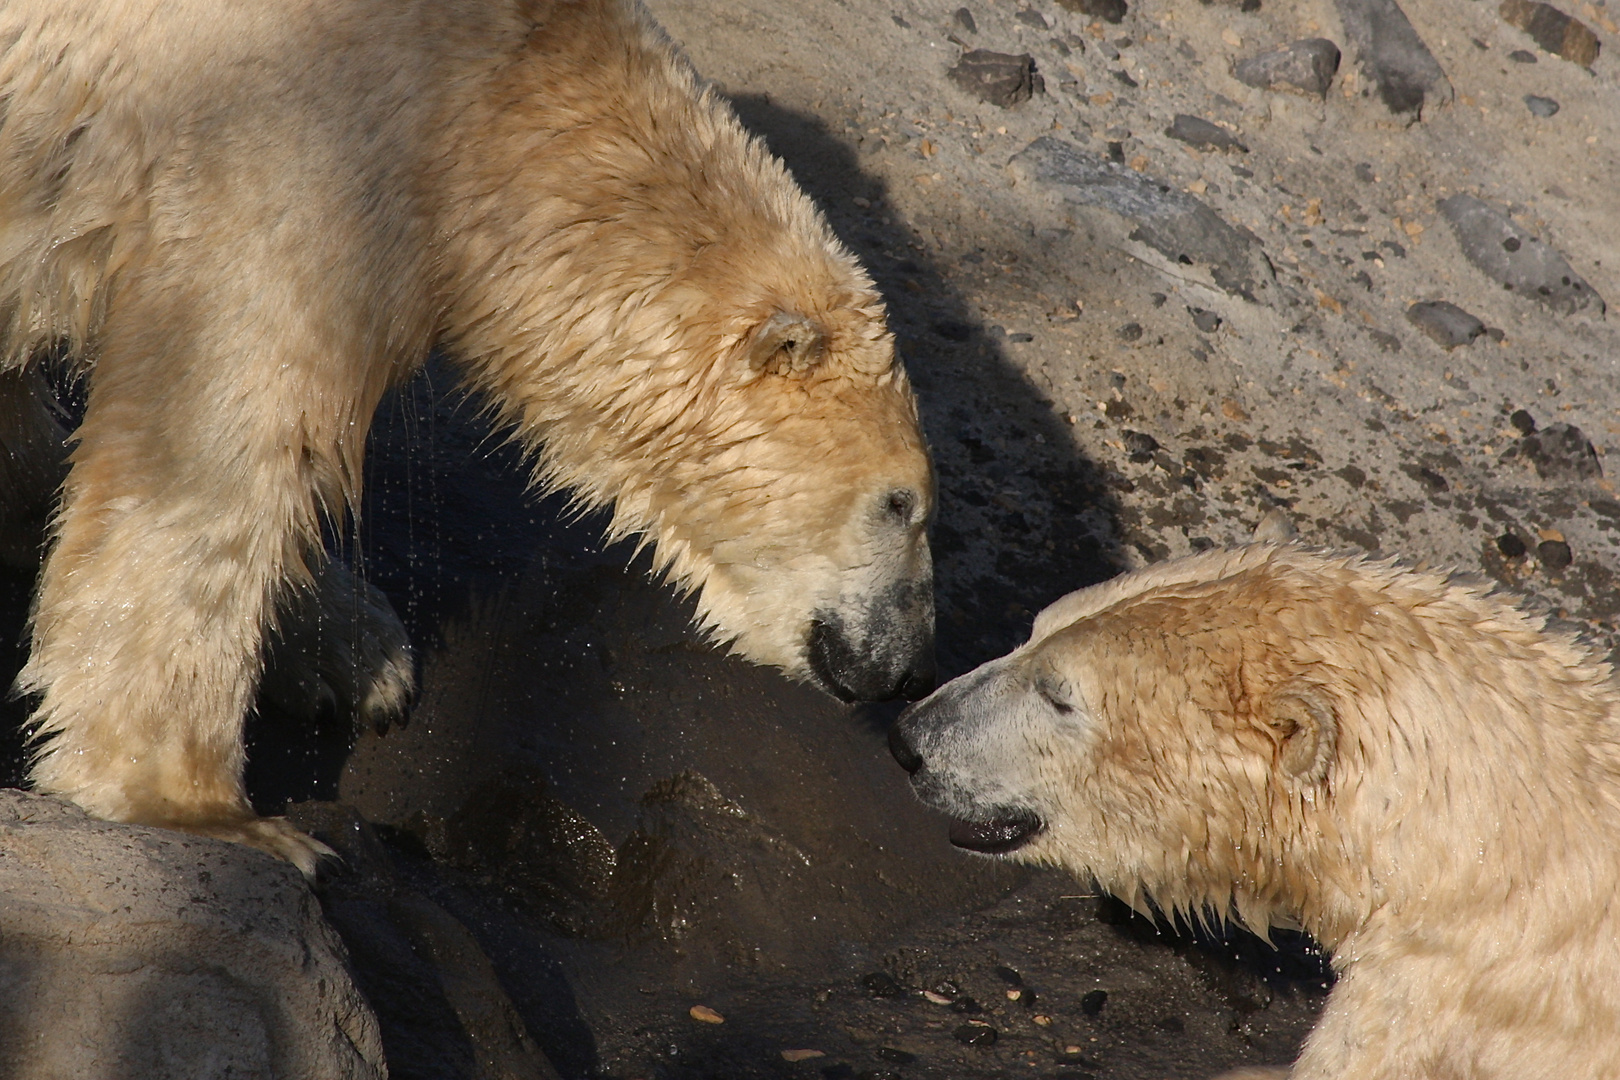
[1124, 431, 1160, 460]
[1117, 322, 1144, 341]
[1081, 989, 1109, 1015]
[875, 1047, 916, 1064]
[1097, 40, 1121, 60]
[1438, 194, 1605, 316]
[1333, 0, 1453, 115]
[1509, 48, 1539, 61]
[949, 996, 984, 1014]
[1055, 0, 1128, 24]
[947, 50, 1043, 107]
[1013, 138, 1274, 300]
[952, 7, 978, 34]
[1497, 533, 1529, 558]
[1510, 408, 1537, 435]
[953, 1022, 999, 1046]
[1499, 0, 1601, 67]
[923, 989, 954, 1005]
[1524, 94, 1560, 117]
[1188, 306, 1224, 332]
[1404, 300, 1485, 349]
[1016, 8, 1051, 29]
[1165, 114, 1248, 153]
[781, 1049, 824, 1062]
[1538, 539, 1574, 570]
[1232, 38, 1342, 97]
[1501, 422, 1604, 480]
[861, 971, 904, 998]
[689, 1005, 725, 1024]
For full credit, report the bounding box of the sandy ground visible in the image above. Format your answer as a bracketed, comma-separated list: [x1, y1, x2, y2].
[2, 0, 1617, 1077]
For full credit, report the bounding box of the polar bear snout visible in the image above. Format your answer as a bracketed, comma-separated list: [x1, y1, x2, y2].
[890, 667, 1048, 855]
[807, 574, 936, 702]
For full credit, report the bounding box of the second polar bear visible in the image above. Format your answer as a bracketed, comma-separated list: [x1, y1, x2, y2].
[891, 543, 1620, 1079]
[0, 0, 935, 870]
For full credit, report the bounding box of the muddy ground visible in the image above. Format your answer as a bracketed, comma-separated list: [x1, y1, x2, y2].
[4, 0, 1619, 1077]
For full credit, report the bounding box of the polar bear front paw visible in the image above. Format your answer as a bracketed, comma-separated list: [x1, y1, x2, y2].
[261, 560, 416, 734]
[180, 812, 338, 879]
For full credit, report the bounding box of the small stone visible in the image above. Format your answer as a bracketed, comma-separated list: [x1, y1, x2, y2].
[1334, 0, 1453, 116]
[1405, 301, 1485, 349]
[1232, 38, 1342, 96]
[874, 1047, 916, 1064]
[1166, 114, 1248, 152]
[953, 1022, 999, 1046]
[1113, 69, 1138, 87]
[1081, 989, 1109, 1015]
[1033, 1013, 1053, 1025]
[1497, 533, 1528, 558]
[1538, 539, 1574, 570]
[1016, 9, 1051, 29]
[1509, 47, 1540, 61]
[947, 49, 1043, 107]
[1502, 423, 1604, 480]
[1117, 322, 1144, 342]
[1439, 195, 1605, 315]
[923, 989, 954, 1005]
[689, 1005, 725, 1024]
[1355, 161, 1377, 182]
[1098, 40, 1121, 60]
[1499, 0, 1601, 66]
[782, 1049, 825, 1062]
[1055, 0, 1128, 24]
[861, 971, 904, 998]
[1123, 431, 1160, 461]
[950, 996, 984, 1014]
[992, 965, 1024, 986]
[1188, 306, 1224, 332]
[1510, 409, 1537, 434]
[953, 7, 978, 33]
[1524, 94, 1560, 117]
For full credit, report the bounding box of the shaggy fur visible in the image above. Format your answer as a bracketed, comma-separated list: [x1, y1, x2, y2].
[0, 0, 934, 872]
[893, 544, 1620, 1079]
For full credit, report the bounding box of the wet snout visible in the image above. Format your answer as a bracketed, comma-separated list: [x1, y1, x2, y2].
[807, 575, 936, 702]
[889, 666, 1045, 855]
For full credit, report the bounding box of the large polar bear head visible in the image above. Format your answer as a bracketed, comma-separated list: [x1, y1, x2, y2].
[441, 0, 935, 701]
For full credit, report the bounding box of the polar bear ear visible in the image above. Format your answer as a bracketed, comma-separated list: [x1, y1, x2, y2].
[748, 310, 827, 376]
[1265, 680, 1338, 785]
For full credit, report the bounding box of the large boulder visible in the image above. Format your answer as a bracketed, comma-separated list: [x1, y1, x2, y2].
[0, 789, 383, 1080]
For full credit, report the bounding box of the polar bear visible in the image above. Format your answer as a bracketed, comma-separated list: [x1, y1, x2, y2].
[890, 543, 1620, 1079]
[0, 0, 935, 872]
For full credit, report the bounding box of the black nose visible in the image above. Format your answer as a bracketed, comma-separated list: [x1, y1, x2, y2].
[808, 616, 935, 703]
[888, 721, 923, 774]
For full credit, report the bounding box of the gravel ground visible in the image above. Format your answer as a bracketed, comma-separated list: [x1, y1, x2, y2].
[2, 1, 1616, 1077]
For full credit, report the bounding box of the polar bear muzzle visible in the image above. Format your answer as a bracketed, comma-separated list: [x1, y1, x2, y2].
[807, 574, 936, 702]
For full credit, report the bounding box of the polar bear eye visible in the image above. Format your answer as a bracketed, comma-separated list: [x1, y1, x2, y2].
[1034, 673, 1074, 714]
[883, 489, 917, 525]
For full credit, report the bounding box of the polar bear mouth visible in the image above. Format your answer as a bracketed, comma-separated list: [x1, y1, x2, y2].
[947, 811, 1043, 854]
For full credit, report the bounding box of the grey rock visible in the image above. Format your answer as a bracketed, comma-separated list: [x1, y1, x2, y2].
[1232, 38, 1342, 97]
[1405, 300, 1486, 348]
[1016, 9, 1050, 29]
[1524, 94, 1560, 117]
[0, 790, 384, 1080]
[1054, 0, 1127, 24]
[948, 50, 1043, 107]
[1166, 114, 1248, 152]
[1333, 0, 1454, 116]
[1012, 137, 1275, 301]
[1188, 306, 1224, 333]
[952, 7, 977, 34]
[1509, 47, 1540, 61]
[1500, 422, 1604, 480]
[1500, 0, 1601, 66]
[1438, 194, 1605, 315]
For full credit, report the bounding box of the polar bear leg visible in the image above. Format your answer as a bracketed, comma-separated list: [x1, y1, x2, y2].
[18, 271, 380, 877]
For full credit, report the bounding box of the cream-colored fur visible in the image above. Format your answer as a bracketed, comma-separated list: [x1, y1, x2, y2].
[0, 0, 933, 873]
[894, 544, 1620, 1079]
